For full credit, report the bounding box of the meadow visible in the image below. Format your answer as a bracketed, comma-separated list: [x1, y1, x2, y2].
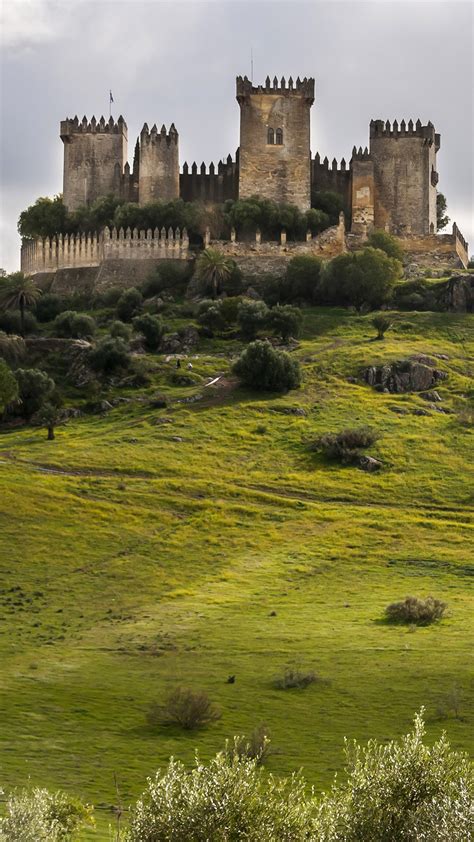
[0, 307, 472, 838]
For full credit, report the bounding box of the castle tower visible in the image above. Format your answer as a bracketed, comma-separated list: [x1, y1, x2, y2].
[60, 115, 127, 211]
[236, 75, 315, 211]
[138, 123, 179, 206]
[369, 119, 440, 235]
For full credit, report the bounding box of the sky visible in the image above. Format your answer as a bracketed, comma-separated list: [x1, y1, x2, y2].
[0, 0, 473, 271]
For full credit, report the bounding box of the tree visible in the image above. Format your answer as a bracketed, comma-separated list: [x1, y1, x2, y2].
[0, 273, 41, 336]
[89, 337, 131, 374]
[233, 340, 301, 392]
[321, 247, 402, 310]
[281, 255, 323, 303]
[0, 359, 18, 414]
[237, 299, 269, 339]
[18, 196, 70, 240]
[196, 248, 235, 298]
[36, 402, 63, 440]
[53, 311, 96, 339]
[372, 314, 394, 340]
[35, 293, 65, 323]
[132, 313, 165, 350]
[15, 368, 55, 419]
[116, 288, 143, 322]
[125, 750, 313, 842]
[311, 190, 346, 224]
[367, 230, 404, 261]
[437, 193, 450, 231]
[314, 710, 474, 841]
[268, 305, 303, 341]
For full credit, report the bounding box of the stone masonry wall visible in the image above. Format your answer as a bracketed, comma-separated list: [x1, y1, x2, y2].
[60, 117, 128, 211]
[138, 124, 179, 205]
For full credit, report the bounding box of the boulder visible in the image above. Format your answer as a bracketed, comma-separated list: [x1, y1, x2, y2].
[420, 390, 442, 402]
[364, 357, 448, 393]
[438, 275, 474, 312]
[358, 455, 383, 472]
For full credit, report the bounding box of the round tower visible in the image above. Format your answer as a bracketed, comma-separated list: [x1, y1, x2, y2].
[138, 123, 179, 206]
[236, 75, 315, 211]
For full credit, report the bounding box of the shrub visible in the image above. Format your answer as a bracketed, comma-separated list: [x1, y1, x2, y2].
[15, 368, 55, 418]
[311, 189, 346, 225]
[268, 304, 303, 340]
[274, 668, 317, 689]
[109, 320, 131, 340]
[35, 293, 66, 323]
[0, 359, 18, 413]
[197, 300, 226, 333]
[314, 427, 380, 463]
[142, 262, 190, 297]
[237, 299, 269, 339]
[385, 596, 447, 625]
[0, 309, 37, 335]
[367, 230, 404, 261]
[125, 751, 313, 842]
[0, 786, 93, 841]
[132, 313, 165, 350]
[160, 687, 221, 730]
[116, 287, 143, 322]
[372, 314, 394, 339]
[233, 340, 301, 392]
[226, 725, 274, 765]
[321, 247, 402, 310]
[53, 310, 96, 338]
[94, 285, 124, 307]
[89, 337, 131, 374]
[281, 255, 322, 303]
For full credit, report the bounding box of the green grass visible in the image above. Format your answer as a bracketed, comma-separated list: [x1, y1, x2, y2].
[1, 308, 473, 839]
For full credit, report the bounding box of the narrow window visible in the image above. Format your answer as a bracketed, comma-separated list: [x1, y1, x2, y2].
[267, 127, 274, 145]
[275, 128, 283, 145]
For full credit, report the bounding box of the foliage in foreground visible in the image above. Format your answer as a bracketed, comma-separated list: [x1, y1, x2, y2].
[233, 340, 301, 392]
[0, 787, 93, 841]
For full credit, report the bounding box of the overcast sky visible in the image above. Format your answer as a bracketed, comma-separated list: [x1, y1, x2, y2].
[0, 0, 472, 271]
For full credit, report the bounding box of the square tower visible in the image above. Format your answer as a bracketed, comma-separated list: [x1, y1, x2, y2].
[60, 116, 127, 211]
[236, 76, 314, 211]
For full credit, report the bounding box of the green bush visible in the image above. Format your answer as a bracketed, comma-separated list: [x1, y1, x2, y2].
[372, 314, 394, 339]
[132, 313, 165, 350]
[385, 596, 447, 625]
[153, 687, 221, 730]
[237, 299, 269, 339]
[311, 190, 347, 224]
[93, 286, 124, 307]
[89, 337, 131, 374]
[0, 359, 18, 413]
[281, 255, 322, 303]
[0, 309, 37, 335]
[53, 311, 96, 338]
[14, 368, 56, 419]
[35, 293, 66, 323]
[226, 725, 274, 766]
[116, 287, 143, 322]
[367, 230, 404, 261]
[109, 320, 131, 340]
[233, 340, 301, 392]
[268, 305, 303, 340]
[0, 786, 93, 841]
[274, 668, 317, 689]
[321, 247, 402, 310]
[142, 262, 190, 298]
[314, 427, 380, 463]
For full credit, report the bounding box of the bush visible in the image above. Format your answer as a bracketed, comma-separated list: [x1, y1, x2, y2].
[226, 725, 274, 765]
[89, 337, 131, 374]
[109, 320, 131, 340]
[311, 189, 347, 225]
[116, 287, 143, 322]
[372, 314, 393, 339]
[197, 300, 226, 333]
[281, 255, 322, 303]
[158, 687, 221, 730]
[321, 247, 402, 310]
[132, 313, 165, 350]
[274, 668, 317, 689]
[385, 596, 447, 625]
[93, 285, 124, 307]
[35, 293, 66, 323]
[233, 340, 301, 392]
[0, 359, 18, 413]
[0, 786, 93, 841]
[314, 427, 380, 463]
[367, 230, 404, 261]
[142, 262, 190, 297]
[53, 310, 96, 338]
[237, 299, 269, 339]
[125, 751, 313, 842]
[0, 309, 37, 335]
[15, 368, 55, 419]
[268, 304, 303, 340]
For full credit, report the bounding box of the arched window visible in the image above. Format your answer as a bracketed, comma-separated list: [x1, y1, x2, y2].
[267, 127, 274, 145]
[275, 128, 283, 145]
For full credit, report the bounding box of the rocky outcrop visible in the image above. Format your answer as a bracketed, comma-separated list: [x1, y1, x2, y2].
[364, 356, 448, 393]
[438, 274, 474, 312]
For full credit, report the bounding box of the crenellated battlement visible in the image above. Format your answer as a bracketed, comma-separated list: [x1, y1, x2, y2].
[351, 146, 370, 162]
[140, 123, 178, 146]
[313, 152, 351, 172]
[60, 115, 127, 139]
[180, 154, 238, 203]
[236, 75, 315, 103]
[369, 118, 439, 148]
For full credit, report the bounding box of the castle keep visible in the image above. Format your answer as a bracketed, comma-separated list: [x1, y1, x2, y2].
[60, 74, 441, 237]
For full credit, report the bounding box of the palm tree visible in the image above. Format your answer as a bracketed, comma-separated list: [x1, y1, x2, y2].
[0, 272, 41, 336]
[0, 331, 25, 362]
[196, 249, 234, 299]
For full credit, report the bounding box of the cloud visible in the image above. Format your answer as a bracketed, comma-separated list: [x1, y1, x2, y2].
[0, 0, 62, 49]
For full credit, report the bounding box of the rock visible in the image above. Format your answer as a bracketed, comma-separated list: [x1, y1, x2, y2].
[420, 390, 442, 402]
[160, 333, 182, 354]
[178, 325, 200, 350]
[438, 275, 474, 312]
[389, 406, 410, 415]
[149, 395, 168, 409]
[358, 455, 383, 472]
[171, 436, 183, 442]
[346, 376, 358, 384]
[412, 408, 431, 416]
[98, 400, 113, 412]
[270, 406, 307, 416]
[59, 407, 82, 419]
[151, 417, 173, 425]
[245, 286, 261, 300]
[364, 358, 448, 393]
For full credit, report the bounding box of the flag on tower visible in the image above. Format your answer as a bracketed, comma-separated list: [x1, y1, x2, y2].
[110, 90, 114, 104]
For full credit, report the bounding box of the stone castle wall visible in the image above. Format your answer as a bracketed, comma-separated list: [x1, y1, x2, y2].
[60, 117, 128, 211]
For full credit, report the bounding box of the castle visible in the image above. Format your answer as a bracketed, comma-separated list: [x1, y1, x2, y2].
[60, 74, 441, 237]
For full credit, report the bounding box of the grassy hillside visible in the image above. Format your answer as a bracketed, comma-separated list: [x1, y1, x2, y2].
[0, 308, 473, 838]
